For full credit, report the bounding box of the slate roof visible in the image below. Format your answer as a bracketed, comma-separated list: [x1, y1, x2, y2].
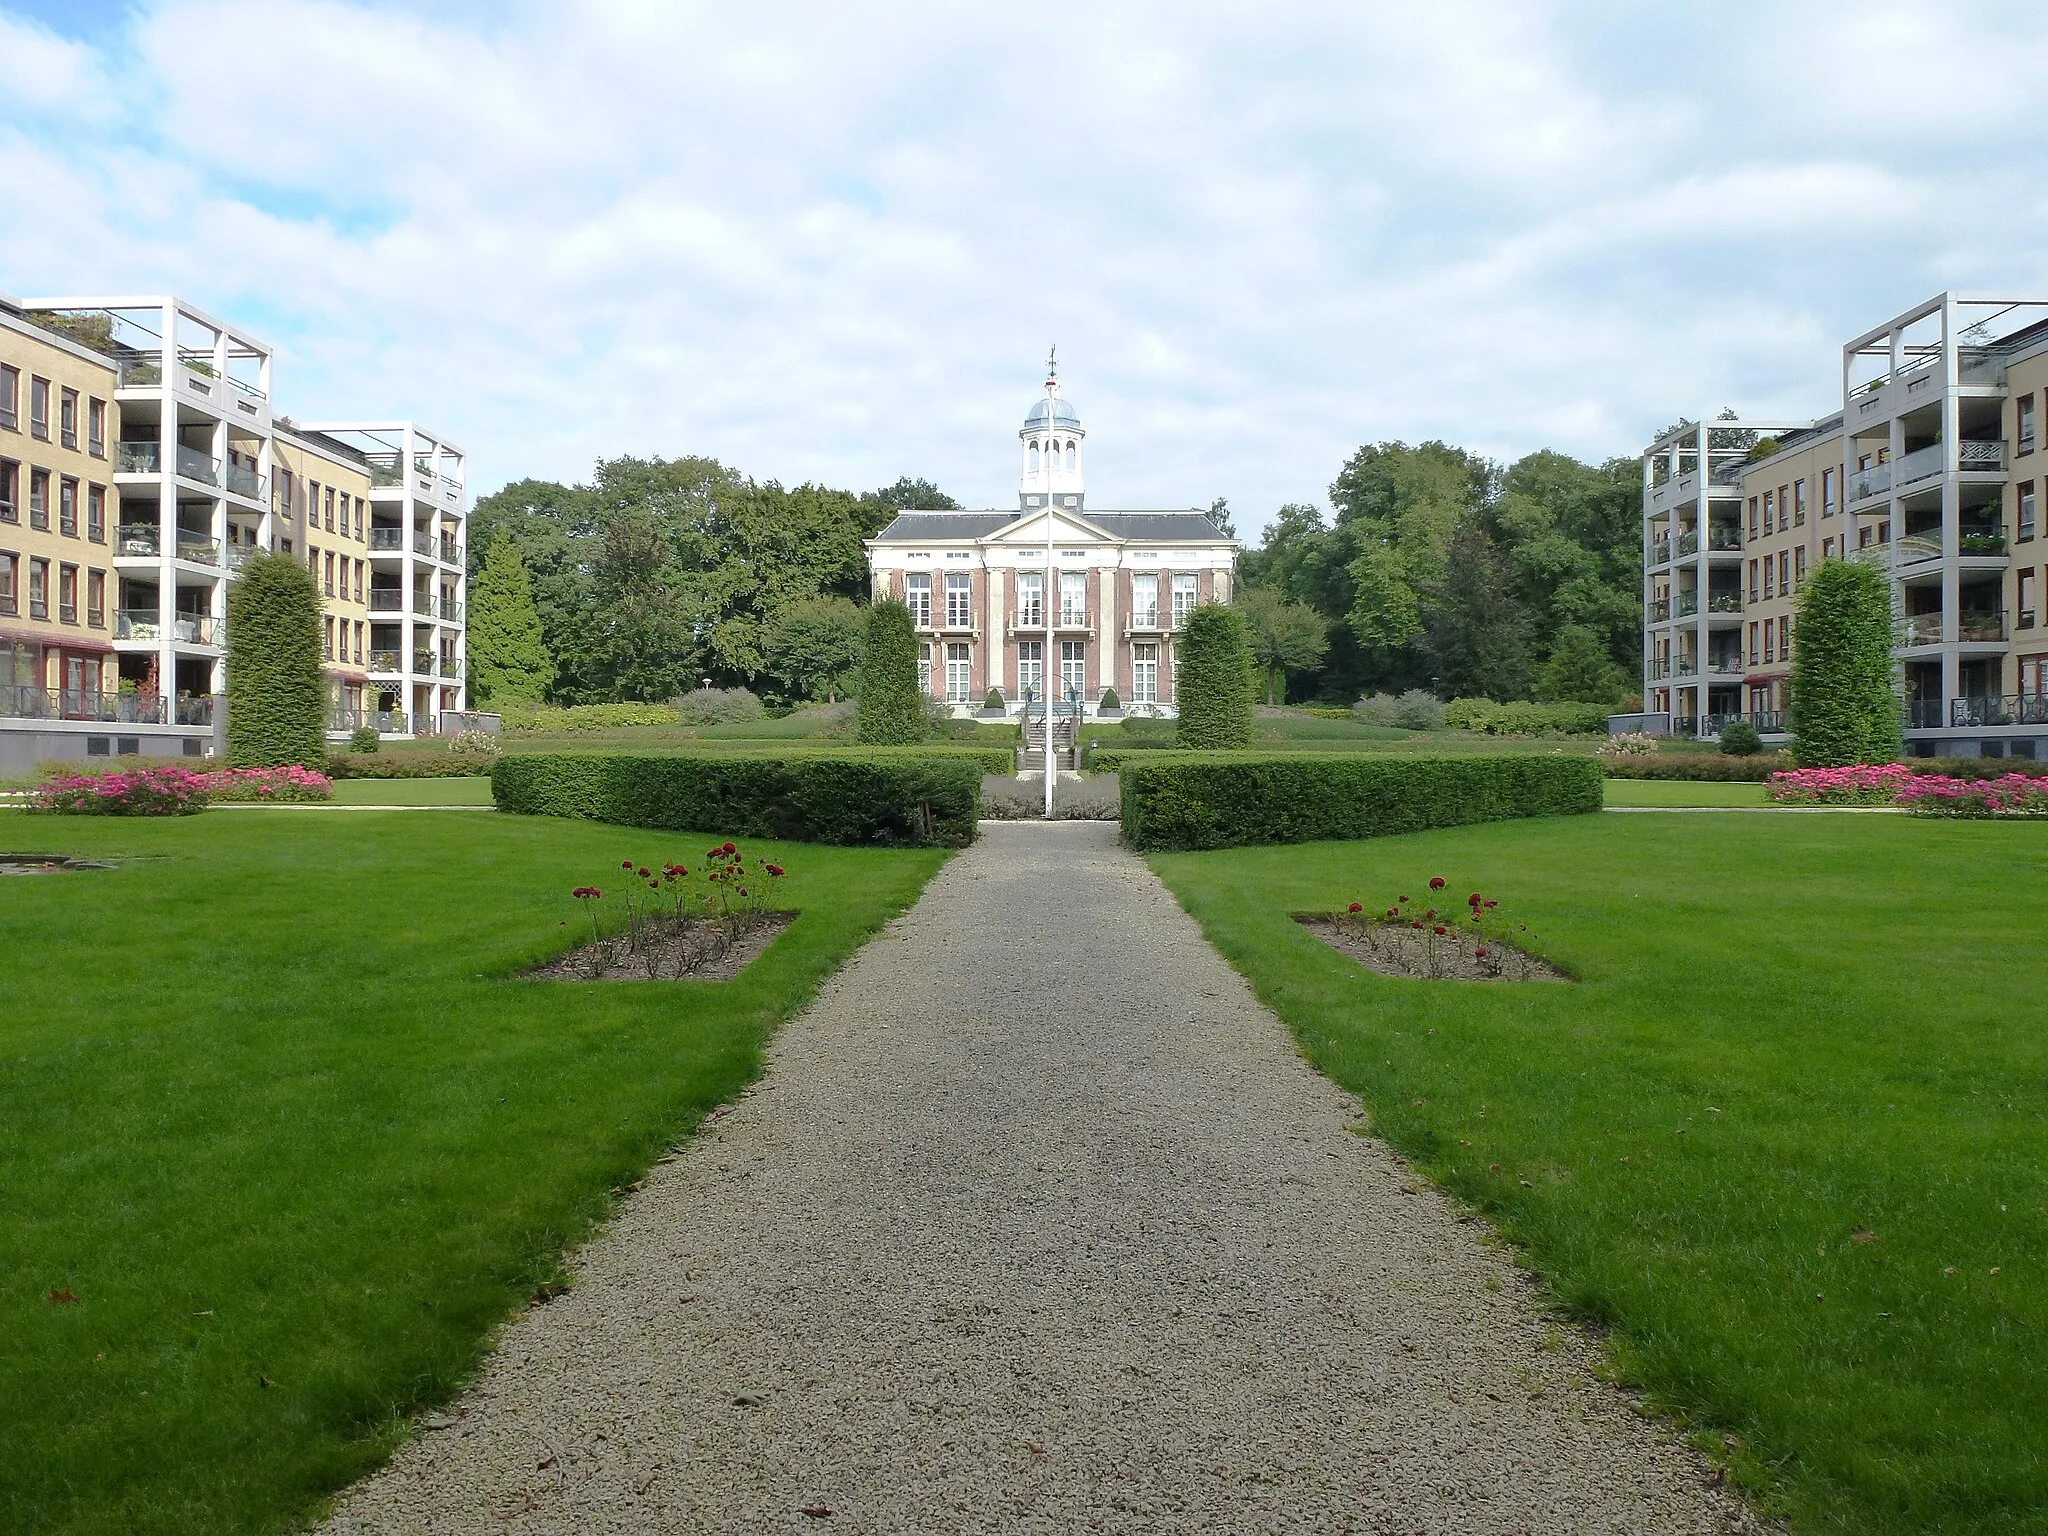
[871, 509, 1230, 544]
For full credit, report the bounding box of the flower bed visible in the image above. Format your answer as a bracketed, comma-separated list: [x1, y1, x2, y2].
[532, 842, 794, 980]
[1766, 763, 1916, 806]
[1298, 877, 1567, 982]
[31, 764, 332, 815]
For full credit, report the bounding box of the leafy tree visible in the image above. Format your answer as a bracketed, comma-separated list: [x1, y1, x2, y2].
[1789, 560, 1901, 766]
[1207, 496, 1236, 538]
[466, 537, 554, 704]
[1419, 524, 1531, 700]
[224, 552, 326, 768]
[1532, 623, 1628, 705]
[856, 600, 927, 744]
[1334, 441, 1492, 660]
[1176, 603, 1256, 748]
[1237, 585, 1329, 705]
[861, 476, 959, 514]
[564, 509, 704, 702]
[764, 595, 863, 702]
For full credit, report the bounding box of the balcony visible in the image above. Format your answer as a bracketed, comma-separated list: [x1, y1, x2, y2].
[1960, 440, 2005, 472]
[1848, 463, 1890, 503]
[440, 600, 464, 624]
[1708, 527, 1743, 551]
[1909, 699, 1945, 730]
[176, 445, 221, 488]
[0, 684, 172, 724]
[1706, 658, 1745, 677]
[1892, 442, 1944, 491]
[412, 651, 437, 675]
[1894, 533, 1942, 567]
[412, 532, 435, 557]
[1958, 612, 2008, 643]
[174, 694, 215, 726]
[118, 357, 163, 388]
[1648, 598, 1671, 623]
[1951, 694, 2048, 728]
[116, 441, 161, 474]
[115, 611, 223, 645]
[225, 460, 266, 502]
[329, 707, 409, 734]
[1649, 538, 1671, 567]
[1900, 613, 1943, 646]
[369, 589, 404, 611]
[1706, 592, 1742, 615]
[368, 526, 405, 551]
[175, 533, 223, 567]
[1959, 531, 2007, 556]
[116, 524, 159, 556]
[1677, 530, 1700, 557]
[1674, 591, 1699, 618]
[439, 536, 461, 565]
[1673, 658, 1699, 677]
[368, 649, 403, 673]
[1749, 710, 1788, 734]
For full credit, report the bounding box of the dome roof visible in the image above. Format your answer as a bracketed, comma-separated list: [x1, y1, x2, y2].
[1023, 395, 1082, 431]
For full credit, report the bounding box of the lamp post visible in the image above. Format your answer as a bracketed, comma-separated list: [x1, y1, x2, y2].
[1043, 348, 1059, 818]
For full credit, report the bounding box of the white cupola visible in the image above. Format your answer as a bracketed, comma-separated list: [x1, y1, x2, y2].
[1019, 350, 1084, 512]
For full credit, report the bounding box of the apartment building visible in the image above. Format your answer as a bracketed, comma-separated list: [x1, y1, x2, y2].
[0, 293, 468, 771]
[865, 373, 1236, 719]
[1642, 292, 2048, 759]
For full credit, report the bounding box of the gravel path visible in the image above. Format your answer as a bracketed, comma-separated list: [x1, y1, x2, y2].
[325, 822, 1762, 1534]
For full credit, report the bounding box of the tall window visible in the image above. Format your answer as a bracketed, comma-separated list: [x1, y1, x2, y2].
[2021, 483, 2037, 543]
[1794, 546, 1806, 589]
[324, 551, 335, 597]
[1065, 441, 1076, 471]
[944, 642, 971, 703]
[29, 469, 48, 530]
[29, 377, 49, 439]
[1028, 441, 1040, 474]
[1017, 639, 1042, 699]
[916, 642, 932, 696]
[2020, 570, 2037, 630]
[1131, 572, 1159, 628]
[1060, 639, 1086, 697]
[1059, 570, 1086, 626]
[1794, 479, 1807, 525]
[1171, 573, 1198, 626]
[1748, 558, 1759, 602]
[58, 564, 77, 624]
[2021, 395, 2037, 456]
[87, 568, 104, 627]
[1778, 550, 1789, 593]
[0, 552, 14, 616]
[59, 478, 77, 537]
[1132, 643, 1158, 703]
[1749, 496, 1759, 537]
[1822, 467, 1836, 515]
[944, 571, 971, 628]
[325, 486, 336, 532]
[87, 485, 105, 542]
[1749, 621, 1759, 664]
[0, 365, 16, 430]
[1762, 490, 1773, 531]
[88, 398, 105, 457]
[1017, 571, 1043, 627]
[0, 459, 13, 522]
[905, 571, 932, 628]
[59, 388, 78, 450]
[28, 557, 48, 619]
[1779, 485, 1790, 532]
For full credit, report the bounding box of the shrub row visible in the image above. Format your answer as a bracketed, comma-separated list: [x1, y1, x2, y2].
[1443, 698, 1611, 735]
[326, 751, 498, 780]
[1599, 751, 1790, 782]
[496, 701, 681, 735]
[1118, 752, 1603, 851]
[491, 751, 984, 846]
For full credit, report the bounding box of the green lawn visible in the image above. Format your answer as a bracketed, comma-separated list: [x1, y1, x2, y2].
[327, 776, 495, 805]
[1151, 815, 2048, 1536]
[1600, 778, 1772, 807]
[0, 810, 947, 1536]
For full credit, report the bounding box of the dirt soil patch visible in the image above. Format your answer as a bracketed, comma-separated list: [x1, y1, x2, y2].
[525, 911, 797, 983]
[1296, 914, 1570, 983]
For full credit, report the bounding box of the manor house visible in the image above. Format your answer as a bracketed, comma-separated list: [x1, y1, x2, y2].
[865, 372, 1236, 718]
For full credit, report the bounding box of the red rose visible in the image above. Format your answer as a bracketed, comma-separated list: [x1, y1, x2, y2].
[723, 842, 736, 854]
[1429, 877, 1446, 890]
[1468, 892, 1482, 906]
[1476, 946, 1488, 958]
[1347, 902, 1362, 913]
[621, 859, 634, 870]
[1399, 895, 1409, 904]
[766, 865, 784, 877]
[1433, 925, 1446, 935]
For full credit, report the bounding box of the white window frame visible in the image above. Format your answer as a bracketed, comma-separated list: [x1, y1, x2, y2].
[1017, 571, 1043, 627]
[905, 572, 932, 629]
[1058, 570, 1086, 627]
[1131, 572, 1158, 629]
[917, 642, 932, 697]
[1171, 573, 1198, 627]
[1131, 643, 1158, 703]
[1017, 639, 1042, 699]
[944, 642, 971, 704]
[1059, 639, 1086, 698]
[944, 571, 972, 629]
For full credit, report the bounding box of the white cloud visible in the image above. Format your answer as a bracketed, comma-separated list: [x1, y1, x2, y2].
[2, 0, 2046, 537]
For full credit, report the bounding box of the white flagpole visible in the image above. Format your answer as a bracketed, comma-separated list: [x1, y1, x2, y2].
[1043, 348, 1058, 818]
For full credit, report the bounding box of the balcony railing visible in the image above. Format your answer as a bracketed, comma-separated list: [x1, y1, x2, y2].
[1708, 528, 1743, 551]
[1894, 533, 1942, 566]
[1677, 530, 1700, 557]
[1706, 658, 1744, 677]
[1750, 710, 1788, 733]
[116, 524, 159, 556]
[116, 441, 161, 474]
[118, 357, 164, 388]
[1650, 538, 1671, 566]
[328, 707, 409, 734]
[1649, 660, 1671, 679]
[1674, 591, 1699, 617]
[369, 590, 404, 611]
[368, 526, 405, 551]
[1909, 699, 1945, 730]
[176, 445, 221, 488]
[439, 537, 460, 564]
[368, 649, 403, 672]
[1900, 614, 1943, 645]
[1951, 694, 2048, 728]
[1959, 531, 2007, 555]
[412, 532, 435, 557]
[1901, 612, 2007, 644]
[1673, 658, 1698, 677]
[1892, 442, 1945, 490]
[175, 534, 223, 567]
[1958, 612, 2008, 642]
[1960, 439, 2005, 472]
[1649, 599, 1671, 622]
[412, 651, 437, 675]
[1848, 463, 1890, 503]
[0, 684, 175, 723]
[173, 694, 215, 726]
[225, 460, 266, 501]
[1707, 592, 1742, 614]
[111, 611, 224, 646]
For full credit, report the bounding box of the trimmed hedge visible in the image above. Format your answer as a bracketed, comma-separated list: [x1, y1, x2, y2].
[1443, 698, 1610, 735]
[326, 752, 498, 780]
[491, 751, 983, 845]
[225, 552, 326, 768]
[1119, 752, 1603, 851]
[1176, 604, 1256, 748]
[857, 600, 928, 745]
[1600, 750, 1790, 782]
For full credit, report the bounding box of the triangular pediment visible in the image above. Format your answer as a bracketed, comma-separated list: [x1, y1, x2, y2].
[993, 508, 1118, 546]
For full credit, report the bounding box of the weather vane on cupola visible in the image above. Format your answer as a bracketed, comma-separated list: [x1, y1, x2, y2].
[1046, 343, 1057, 392]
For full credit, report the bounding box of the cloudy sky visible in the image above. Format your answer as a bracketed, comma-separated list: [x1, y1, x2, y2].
[3, 1, 2045, 537]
